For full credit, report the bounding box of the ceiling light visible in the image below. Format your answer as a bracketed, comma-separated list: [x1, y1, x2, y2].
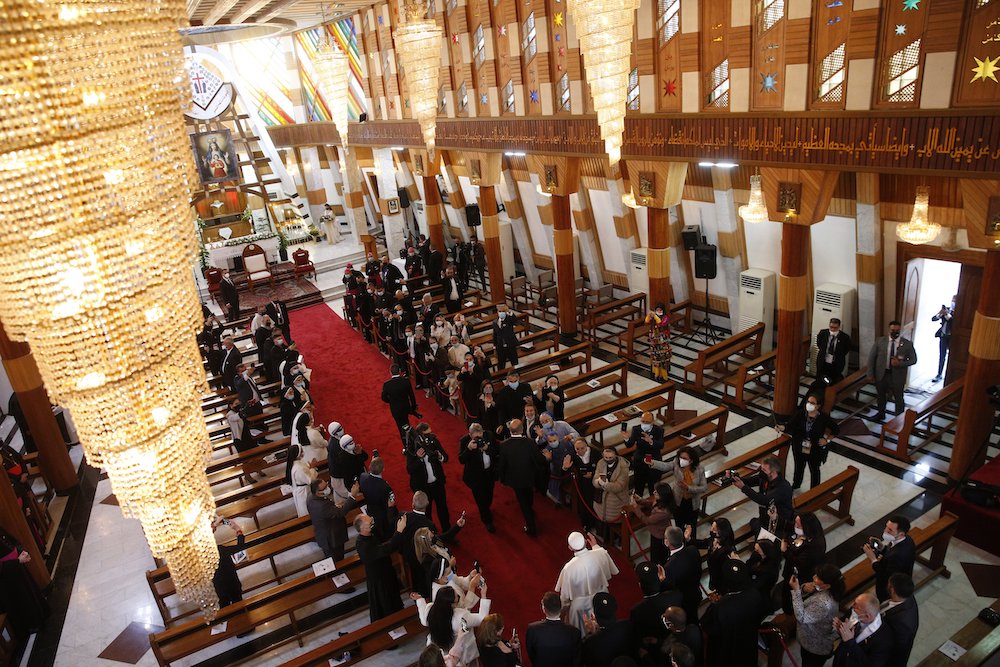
[896, 186, 941, 245]
[738, 173, 769, 224]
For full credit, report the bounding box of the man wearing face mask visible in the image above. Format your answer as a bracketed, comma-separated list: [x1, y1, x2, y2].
[864, 515, 916, 602]
[440, 265, 465, 313]
[931, 298, 955, 383]
[563, 438, 598, 532]
[866, 320, 917, 422]
[307, 478, 362, 563]
[497, 369, 534, 424]
[832, 593, 893, 667]
[232, 363, 264, 418]
[534, 412, 579, 446]
[493, 304, 520, 368]
[815, 317, 852, 384]
[380, 255, 404, 294]
[732, 455, 794, 537]
[626, 412, 665, 498]
[776, 394, 839, 490]
[498, 419, 548, 536]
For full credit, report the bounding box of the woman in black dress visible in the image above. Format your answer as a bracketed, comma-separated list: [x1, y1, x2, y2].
[479, 380, 501, 436]
[779, 511, 827, 613]
[478, 613, 521, 666]
[685, 517, 735, 594]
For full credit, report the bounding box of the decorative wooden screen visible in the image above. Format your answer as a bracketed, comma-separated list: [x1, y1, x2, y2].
[809, 0, 851, 109]
[655, 0, 682, 112]
[874, 0, 928, 108]
[700, 0, 730, 110]
[953, 0, 1000, 107]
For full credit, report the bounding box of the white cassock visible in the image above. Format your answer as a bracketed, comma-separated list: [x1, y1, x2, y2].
[555, 546, 619, 633]
[303, 427, 327, 464]
[290, 459, 317, 517]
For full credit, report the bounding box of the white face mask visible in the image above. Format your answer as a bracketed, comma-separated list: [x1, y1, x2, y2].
[882, 531, 895, 544]
[805, 403, 818, 414]
[320, 486, 332, 497]
[242, 371, 250, 380]
[641, 423, 653, 432]
[678, 458, 690, 468]
[829, 328, 838, 336]
[794, 527, 804, 537]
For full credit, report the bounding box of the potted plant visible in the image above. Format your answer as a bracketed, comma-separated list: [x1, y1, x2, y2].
[277, 230, 289, 262]
[308, 225, 322, 242]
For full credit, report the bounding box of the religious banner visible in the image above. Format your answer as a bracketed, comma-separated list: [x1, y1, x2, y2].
[191, 129, 240, 184]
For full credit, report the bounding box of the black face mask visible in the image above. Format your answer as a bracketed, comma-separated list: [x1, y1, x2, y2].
[890, 331, 900, 339]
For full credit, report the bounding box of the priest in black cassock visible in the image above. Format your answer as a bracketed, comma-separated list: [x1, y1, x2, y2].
[354, 512, 408, 622]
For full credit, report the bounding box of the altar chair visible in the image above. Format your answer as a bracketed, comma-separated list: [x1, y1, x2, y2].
[242, 243, 273, 290]
[205, 267, 224, 305]
[292, 248, 316, 280]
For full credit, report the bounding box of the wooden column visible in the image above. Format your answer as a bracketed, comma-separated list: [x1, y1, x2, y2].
[647, 207, 672, 308]
[775, 224, 811, 417]
[528, 156, 581, 336]
[479, 185, 506, 304]
[0, 324, 76, 492]
[423, 174, 446, 254]
[0, 469, 49, 587]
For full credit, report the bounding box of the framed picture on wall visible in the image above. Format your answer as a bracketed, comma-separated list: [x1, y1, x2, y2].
[386, 197, 401, 215]
[191, 129, 240, 184]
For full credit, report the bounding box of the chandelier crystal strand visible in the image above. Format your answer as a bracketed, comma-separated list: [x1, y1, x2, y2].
[0, 0, 220, 617]
[314, 40, 351, 152]
[394, 1, 444, 157]
[567, 0, 640, 166]
[896, 185, 941, 245]
[739, 174, 770, 224]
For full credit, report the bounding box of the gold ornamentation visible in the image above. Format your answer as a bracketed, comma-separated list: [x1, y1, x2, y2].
[739, 174, 769, 224]
[896, 186, 941, 244]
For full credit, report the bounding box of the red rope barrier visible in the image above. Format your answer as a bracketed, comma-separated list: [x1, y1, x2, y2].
[759, 626, 800, 667]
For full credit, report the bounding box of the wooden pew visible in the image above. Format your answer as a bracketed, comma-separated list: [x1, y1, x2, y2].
[581, 293, 646, 345]
[840, 512, 959, 607]
[572, 382, 677, 445]
[916, 599, 1000, 667]
[563, 359, 629, 400]
[878, 379, 964, 461]
[488, 339, 589, 383]
[615, 406, 729, 463]
[683, 322, 766, 394]
[621, 300, 694, 360]
[277, 606, 425, 667]
[823, 367, 871, 417]
[722, 336, 810, 410]
[148, 553, 408, 667]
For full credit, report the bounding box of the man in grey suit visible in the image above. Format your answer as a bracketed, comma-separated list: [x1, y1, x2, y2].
[866, 320, 917, 422]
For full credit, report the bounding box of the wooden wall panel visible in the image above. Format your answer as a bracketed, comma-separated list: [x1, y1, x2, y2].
[679, 33, 700, 72]
[952, 0, 1000, 107]
[923, 0, 966, 53]
[729, 26, 752, 70]
[846, 9, 879, 60]
[784, 18, 811, 64]
[637, 38, 656, 76]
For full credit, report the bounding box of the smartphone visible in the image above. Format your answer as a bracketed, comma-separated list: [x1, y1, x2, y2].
[459, 510, 467, 522]
[620, 422, 628, 433]
[473, 560, 481, 572]
[460, 618, 470, 632]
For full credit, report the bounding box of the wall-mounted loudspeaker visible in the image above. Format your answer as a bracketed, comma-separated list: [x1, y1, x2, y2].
[681, 226, 701, 250]
[397, 188, 411, 208]
[465, 204, 482, 227]
[694, 244, 718, 279]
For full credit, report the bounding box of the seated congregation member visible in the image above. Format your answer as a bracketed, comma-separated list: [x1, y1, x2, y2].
[883, 573, 919, 667]
[684, 518, 735, 594]
[526, 591, 582, 667]
[478, 613, 521, 667]
[497, 369, 533, 424]
[534, 374, 566, 421]
[429, 555, 483, 611]
[356, 512, 409, 622]
[328, 433, 368, 499]
[458, 423, 498, 533]
[778, 393, 839, 490]
[865, 515, 916, 602]
[747, 538, 782, 602]
[670, 447, 707, 535]
[780, 511, 827, 613]
[285, 444, 317, 518]
[541, 432, 573, 506]
[580, 592, 635, 667]
[307, 478, 360, 563]
[359, 456, 397, 540]
[628, 412, 665, 498]
[790, 563, 845, 667]
[563, 438, 598, 532]
[832, 593, 892, 667]
[593, 446, 630, 542]
[556, 531, 620, 633]
[701, 561, 768, 667]
[659, 607, 702, 667]
[406, 423, 452, 531]
[732, 455, 794, 537]
[415, 583, 492, 666]
[658, 527, 702, 625]
[626, 482, 675, 565]
[629, 562, 682, 655]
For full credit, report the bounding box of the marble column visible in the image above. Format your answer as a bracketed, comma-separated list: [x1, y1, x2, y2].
[855, 173, 883, 357]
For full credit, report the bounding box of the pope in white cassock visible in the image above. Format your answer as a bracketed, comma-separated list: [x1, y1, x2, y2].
[555, 531, 619, 633]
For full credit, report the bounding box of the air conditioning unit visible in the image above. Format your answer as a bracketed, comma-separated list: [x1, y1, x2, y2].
[738, 268, 776, 350]
[629, 248, 649, 297]
[809, 283, 857, 376]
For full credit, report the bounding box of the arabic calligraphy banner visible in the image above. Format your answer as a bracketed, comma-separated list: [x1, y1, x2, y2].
[334, 114, 1000, 175]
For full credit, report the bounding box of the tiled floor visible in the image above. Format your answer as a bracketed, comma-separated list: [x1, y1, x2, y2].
[45, 295, 998, 667]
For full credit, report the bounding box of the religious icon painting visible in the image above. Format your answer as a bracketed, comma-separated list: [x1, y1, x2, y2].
[191, 129, 240, 185]
[776, 182, 802, 214]
[987, 196, 1000, 236]
[638, 172, 655, 199]
[470, 159, 482, 184]
[544, 165, 558, 191]
[415, 154, 425, 175]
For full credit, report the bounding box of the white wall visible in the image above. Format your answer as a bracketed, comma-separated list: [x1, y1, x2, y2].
[588, 189, 627, 274]
[744, 220, 783, 276]
[681, 200, 730, 298]
[516, 180, 552, 256]
[811, 215, 858, 290]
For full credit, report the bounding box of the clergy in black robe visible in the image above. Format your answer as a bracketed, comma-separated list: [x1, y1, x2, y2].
[355, 512, 408, 622]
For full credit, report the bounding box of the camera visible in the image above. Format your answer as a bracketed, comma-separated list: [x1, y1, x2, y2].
[867, 536, 884, 553]
[372, 449, 380, 459]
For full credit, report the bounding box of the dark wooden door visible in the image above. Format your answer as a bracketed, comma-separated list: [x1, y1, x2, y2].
[900, 258, 923, 339]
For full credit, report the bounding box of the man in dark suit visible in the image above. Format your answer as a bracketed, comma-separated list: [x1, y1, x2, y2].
[497, 369, 534, 424]
[231, 363, 264, 417]
[864, 515, 916, 601]
[458, 422, 497, 533]
[440, 265, 465, 313]
[358, 457, 397, 540]
[883, 573, 919, 667]
[399, 490, 463, 597]
[526, 591, 582, 667]
[427, 247, 444, 283]
[220, 336, 242, 388]
[866, 320, 917, 422]
[497, 419, 547, 536]
[658, 527, 702, 623]
[381, 364, 419, 439]
[833, 594, 893, 667]
[931, 300, 955, 382]
[404, 423, 451, 531]
[662, 606, 703, 667]
[380, 255, 405, 294]
[815, 317, 851, 383]
[417, 293, 439, 332]
[732, 455, 794, 536]
[493, 303, 520, 368]
[626, 412, 665, 497]
[701, 561, 768, 667]
[630, 562, 683, 655]
[265, 298, 291, 342]
[219, 270, 239, 321]
[306, 478, 360, 563]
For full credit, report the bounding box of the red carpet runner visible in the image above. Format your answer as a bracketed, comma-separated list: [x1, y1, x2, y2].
[290, 304, 641, 656]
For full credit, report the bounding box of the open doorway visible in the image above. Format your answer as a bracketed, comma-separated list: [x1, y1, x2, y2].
[901, 258, 961, 389]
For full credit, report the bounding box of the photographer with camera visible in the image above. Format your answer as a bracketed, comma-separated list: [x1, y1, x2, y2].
[864, 515, 915, 601]
[406, 423, 452, 532]
[931, 298, 955, 383]
[731, 455, 794, 537]
[459, 423, 498, 533]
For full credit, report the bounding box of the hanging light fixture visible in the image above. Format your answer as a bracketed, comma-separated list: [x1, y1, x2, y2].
[313, 7, 351, 152]
[567, 0, 640, 166]
[621, 191, 640, 209]
[394, 0, 443, 158]
[739, 173, 770, 224]
[896, 185, 941, 245]
[0, 0, 219, 617]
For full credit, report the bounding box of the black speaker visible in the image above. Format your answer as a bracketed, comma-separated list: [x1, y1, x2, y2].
[359, 112, 368, 122]
[694, 244, 718, 279]
[465, 204, 482, 227]
[681, 225, 701, 250]
[397, 187, 411, 208]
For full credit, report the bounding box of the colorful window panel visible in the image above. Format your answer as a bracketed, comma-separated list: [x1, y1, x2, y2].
[294, 20, 369, 123]
[226, 36, 295, 125]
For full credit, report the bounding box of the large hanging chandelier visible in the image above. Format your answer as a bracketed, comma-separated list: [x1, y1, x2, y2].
[567, 0, 640, 166]
[394, 1, 443, 157]
[314, 40, 351, 152]
[896, 185, 941, 245]
[739, 173, 770, 224]
[0, 0, 220, 616]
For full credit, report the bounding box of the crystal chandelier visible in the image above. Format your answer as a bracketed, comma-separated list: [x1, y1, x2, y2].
[896, 186, 941, 245]
[394, 1, 443, 157]
[314, 39, 351, 152]
[567, 0, 640, 166]
[739, 174, 770, 224]
[621, 192, 640, 209]
[0, 0, 220, 616]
